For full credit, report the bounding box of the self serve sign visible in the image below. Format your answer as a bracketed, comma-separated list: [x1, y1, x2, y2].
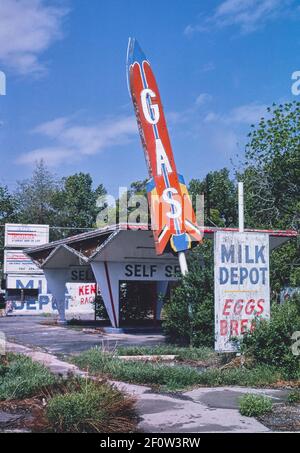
[214, 232, 270, 352]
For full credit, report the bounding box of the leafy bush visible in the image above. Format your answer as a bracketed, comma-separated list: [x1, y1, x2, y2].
[239, 394, 273, 417]
[163, 242, 214, 347]
[46, 379, 135, 433]
[287, 389, 300, 404]
[241, 297, 300, 379]
[0, 353, 55, 400]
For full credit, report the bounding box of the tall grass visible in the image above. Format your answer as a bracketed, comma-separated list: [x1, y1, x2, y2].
[72, 347, 286, 392]
[0, 353, 55, 400]
[46, 378, 136, 433]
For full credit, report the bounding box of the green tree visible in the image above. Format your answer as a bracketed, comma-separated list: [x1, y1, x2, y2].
[241, 102, 300, 230]
[239, 101, 300, 290]
[163, 241, 214, 347]
[189, 168, 237, 227]
[0, 185, 16, 276]
[14, 160, 60, 226]
[270, 240, 299, 300]
[53, 172, 106, 234]
[129, 179, 148, 196]
[0, 185, 15, 222]
[97, 179, 148, 228]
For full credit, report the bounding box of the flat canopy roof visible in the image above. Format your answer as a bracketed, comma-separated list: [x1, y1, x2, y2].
[25, 223, 298, 269]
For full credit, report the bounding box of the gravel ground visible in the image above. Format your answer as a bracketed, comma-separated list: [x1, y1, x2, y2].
[259, 403, 300, 431]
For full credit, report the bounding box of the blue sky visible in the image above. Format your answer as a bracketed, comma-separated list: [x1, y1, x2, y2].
[0, 0, 299, 195]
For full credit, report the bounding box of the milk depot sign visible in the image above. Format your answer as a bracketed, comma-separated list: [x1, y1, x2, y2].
[214, 231, 270, 352]
[6, 275, 96, 315]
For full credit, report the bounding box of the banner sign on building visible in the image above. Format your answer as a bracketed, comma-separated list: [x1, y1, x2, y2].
[4, 250, 42, 274]
[214, 232, 270, 352]
[5, 275, 96, 315]
[127, 38, 202, 255]
[6, 274, 47, 292]
[5, 224, 49, 248]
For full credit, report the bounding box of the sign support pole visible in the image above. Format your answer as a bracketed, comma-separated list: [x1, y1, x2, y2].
[178, 251, 188, 276]
[237, 181, 244, 356]
[238, 182, 244, 233]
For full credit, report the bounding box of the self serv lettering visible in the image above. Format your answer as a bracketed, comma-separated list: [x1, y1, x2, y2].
[219, 243, 268, 286]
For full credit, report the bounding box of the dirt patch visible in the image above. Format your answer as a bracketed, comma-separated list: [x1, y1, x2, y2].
[259, 403, 300, 431]
[269, 380, 300, 389]
[0, 396, 46, 432]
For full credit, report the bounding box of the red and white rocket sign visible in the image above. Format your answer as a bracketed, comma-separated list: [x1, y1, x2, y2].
[127, 38, 202, 255]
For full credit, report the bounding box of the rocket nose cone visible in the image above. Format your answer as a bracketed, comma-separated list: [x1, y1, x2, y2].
[127, 37, 147, 66]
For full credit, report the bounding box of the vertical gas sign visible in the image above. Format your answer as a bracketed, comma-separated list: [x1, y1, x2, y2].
[214, 231, 270, 352]
[127, 38, 202, 256]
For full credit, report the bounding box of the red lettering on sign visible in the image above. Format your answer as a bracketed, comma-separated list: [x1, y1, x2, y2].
[220, 320, 228, 336]
[257, 299, 265, 315]
[230, 320, 239, 336]
[234, 299, 244, 315]
[240, 319, 248, 334]
[223, 299, 233, 316]
[245, 299, 256, 315]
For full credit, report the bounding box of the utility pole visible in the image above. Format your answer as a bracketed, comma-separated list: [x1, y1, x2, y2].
[206, 174, 211, 221]
[238, 182, 244, 233]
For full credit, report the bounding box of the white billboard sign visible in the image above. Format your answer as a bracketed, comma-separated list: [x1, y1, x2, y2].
[214, 232, 270, 352]
[4, 250, 42, 274]
[5, 224, 49, 248]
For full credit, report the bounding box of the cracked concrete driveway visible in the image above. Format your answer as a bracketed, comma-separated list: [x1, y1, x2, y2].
[1, 315, 289, 433]
[6, 341, 282, 433]
[115, 382, 288, 433]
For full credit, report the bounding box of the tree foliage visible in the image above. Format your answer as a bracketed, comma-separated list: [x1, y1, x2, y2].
[14, 160, 59, 225]
[0, 160, 107, 273]
[163, 241, 214, 347]
[53, 172, 106, 232]
[241, 102, 300, 230]
[164, 101, 300, 344]
[189, 168, 237, 227]
[241, 297, 300, 379]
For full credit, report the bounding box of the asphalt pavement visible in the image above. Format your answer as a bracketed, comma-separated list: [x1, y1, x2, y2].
[0, 315, 165, 355]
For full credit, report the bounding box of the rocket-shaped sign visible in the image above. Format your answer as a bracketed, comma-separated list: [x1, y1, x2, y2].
[127, 38, 203, 255]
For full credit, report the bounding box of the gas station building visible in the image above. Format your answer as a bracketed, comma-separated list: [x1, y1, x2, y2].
[24, 223, 297, 328]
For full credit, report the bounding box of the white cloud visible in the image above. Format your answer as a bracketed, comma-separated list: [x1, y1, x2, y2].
[185, 0, 295, 35]
[199, 62, 215, 73]
[18, 147, 74, 166]
[205, 102, 268, 125]
[0, 0, 69, 74]
[17, 115, 138, 166]
[195, 93, 212, 106]
[227, 102, 268, 123]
